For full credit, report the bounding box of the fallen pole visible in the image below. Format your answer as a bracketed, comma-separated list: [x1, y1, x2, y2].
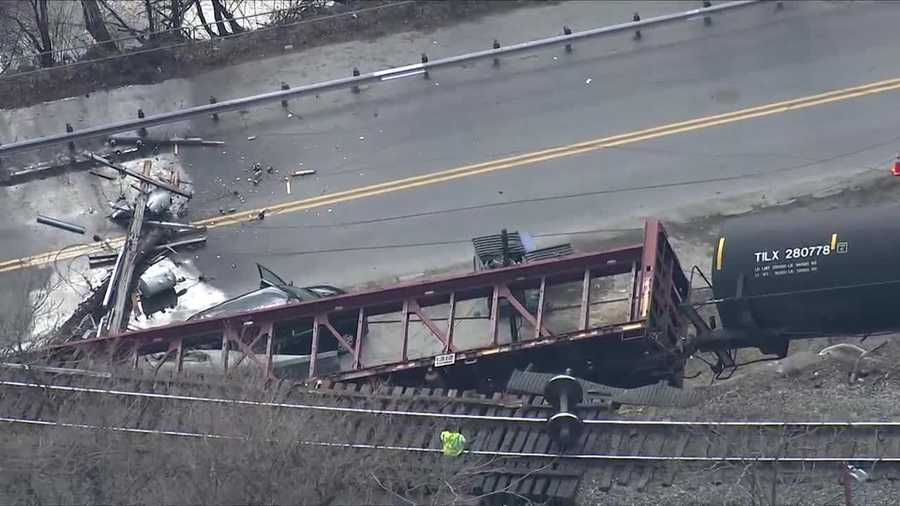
[86, 152, 192, 198]
[36, 215, 86, 235]
[101, 245, 127, 308]
[109, 135, 225, 147]
[106, 159, 152, 334]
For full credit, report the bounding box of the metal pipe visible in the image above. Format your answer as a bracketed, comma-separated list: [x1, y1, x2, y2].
[145, 220, 207, 231]
[0, 0, 759, 156]
[152, 236, 207, 251]
[35, 215, 86, 234]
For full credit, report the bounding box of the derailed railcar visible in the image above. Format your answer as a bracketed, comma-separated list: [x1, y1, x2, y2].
[45, 220, 691, 389]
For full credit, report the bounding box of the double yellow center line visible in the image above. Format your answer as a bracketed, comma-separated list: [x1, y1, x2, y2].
[4, 76, 900, 275]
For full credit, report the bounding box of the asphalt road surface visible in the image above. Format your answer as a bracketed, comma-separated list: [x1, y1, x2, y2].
[3, 1, 900, 334]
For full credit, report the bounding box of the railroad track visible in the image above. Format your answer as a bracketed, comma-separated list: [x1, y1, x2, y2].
[3, 367, 900, 504]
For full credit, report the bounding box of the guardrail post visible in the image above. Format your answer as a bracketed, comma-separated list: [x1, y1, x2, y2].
[209, 96, 219, 121]
[66, 123, 75, 152]
[421, 53, 429, 79]
[492, 39, 501, 67]
[703, 0, 713, 25]
[352, 67, 361, 93]
[0, 1, 764, 158]
[563, 26, 573, 52]
[633, 12, 642, 40]
[137, 108, 147, 137]
[280, 82, 289, 108]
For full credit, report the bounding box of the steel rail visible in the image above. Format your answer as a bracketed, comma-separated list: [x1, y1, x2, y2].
[2, 415, 897, 463]
[4, 379, 897, 429]
[0, 0, 760, 156]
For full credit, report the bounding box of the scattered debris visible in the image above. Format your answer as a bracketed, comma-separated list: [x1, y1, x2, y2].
[138, 267, 177, 299]
[36, 215, 86, 235]
[109, 206, 132, 222]
[247, 136, 257, 141]
[291, 169, 316, 177]
[146, 189, 172, 215]
[87, 152, 192, 198]
[284, 44, 294, 51]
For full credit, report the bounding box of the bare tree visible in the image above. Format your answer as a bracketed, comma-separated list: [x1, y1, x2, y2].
[81, 0, 116, 51]
[0, 371, 503, 505]
[209, 0, 229, 36]
[0, 271, 60, 357]
[0, 0, 55, 67]
[193, 0, 218, 37]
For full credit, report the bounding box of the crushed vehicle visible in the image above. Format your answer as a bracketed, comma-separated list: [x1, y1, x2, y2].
[159, 263, 353, 376]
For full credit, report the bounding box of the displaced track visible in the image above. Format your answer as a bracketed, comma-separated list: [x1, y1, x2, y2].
[4, 368, 900, 503]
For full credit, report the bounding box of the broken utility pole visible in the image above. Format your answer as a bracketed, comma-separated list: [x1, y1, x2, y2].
[86, 152, 193, 198]
[103, 160, 152, 335]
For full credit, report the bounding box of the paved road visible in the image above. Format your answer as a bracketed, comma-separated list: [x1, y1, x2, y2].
[3, 1, 900, 333]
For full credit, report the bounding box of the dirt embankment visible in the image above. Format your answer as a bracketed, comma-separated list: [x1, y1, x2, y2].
[0, 0, 541, 110]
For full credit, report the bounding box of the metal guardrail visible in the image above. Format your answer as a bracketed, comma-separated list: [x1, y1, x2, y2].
[0, 0, 761, 157]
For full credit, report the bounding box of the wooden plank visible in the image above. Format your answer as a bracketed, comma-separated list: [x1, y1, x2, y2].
[474, 392, 503, 497]
[401, 388, 425, 448]
[530, 419, 555, 498]
[620, 432, 648, 486]
[555, 476, 580, 503]
[513, 396, 544, 497]
[497, 395, 533, 497]
[664, 434, 690, 486]
[482, 393, 514, 496]
[597, 429, 623, 492]
[634, 434, 666, 492]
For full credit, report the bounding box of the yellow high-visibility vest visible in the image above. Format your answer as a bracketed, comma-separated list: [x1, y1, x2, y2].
[441, 431, 466, 457]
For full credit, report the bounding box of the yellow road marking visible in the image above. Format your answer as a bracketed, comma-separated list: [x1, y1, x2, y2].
[4, 76, 900, 274]
[716, 238, 726, 271]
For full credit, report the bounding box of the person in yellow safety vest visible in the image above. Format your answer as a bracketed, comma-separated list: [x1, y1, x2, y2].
[440, 430, 466, 457]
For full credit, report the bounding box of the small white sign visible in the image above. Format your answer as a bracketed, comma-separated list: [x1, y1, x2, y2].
[434, 353, 456, 368]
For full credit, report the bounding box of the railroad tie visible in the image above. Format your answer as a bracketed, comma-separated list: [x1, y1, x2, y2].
[619, 430, 647, 487]
[633, 432, 666, 492]
[596, 430, 624, 492]
[479, 392, 511, 497]
[663, 434, 690, 486]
